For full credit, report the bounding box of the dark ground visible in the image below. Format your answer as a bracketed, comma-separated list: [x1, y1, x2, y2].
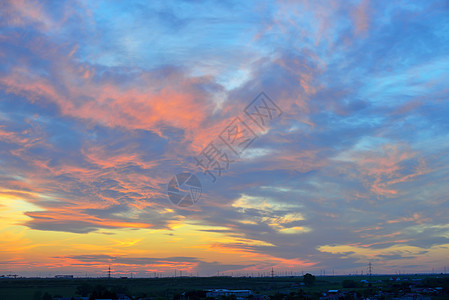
[0, 274, 448, 300]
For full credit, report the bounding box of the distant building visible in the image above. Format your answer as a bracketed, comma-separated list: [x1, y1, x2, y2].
[320, 290, 344, 300]
[395, 294, 430, 300]
[54, 297, 88, 300]
[55, 275, 74, 278]
[252, 295, 269, 300]
[205, 289, 252, 299]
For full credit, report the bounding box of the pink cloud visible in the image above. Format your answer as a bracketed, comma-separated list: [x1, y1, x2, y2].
[352, 144, 428, 197]
[351, 0, 371, 36]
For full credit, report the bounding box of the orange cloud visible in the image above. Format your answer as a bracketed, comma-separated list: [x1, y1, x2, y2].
[386, 213, 431, 225]
[0, 49, 214, 147]
[351, 143, 428, 197]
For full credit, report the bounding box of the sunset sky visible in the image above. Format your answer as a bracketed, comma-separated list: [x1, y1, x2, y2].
[1, 0, 449, 277]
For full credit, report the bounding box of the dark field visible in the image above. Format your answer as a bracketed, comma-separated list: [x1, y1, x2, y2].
[0, 274, 449, 300]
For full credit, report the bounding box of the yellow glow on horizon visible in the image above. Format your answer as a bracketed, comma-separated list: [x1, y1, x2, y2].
[0, 194, 44, 223]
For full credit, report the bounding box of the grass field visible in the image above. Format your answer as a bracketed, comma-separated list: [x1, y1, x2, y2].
[0, 274, 447, 300]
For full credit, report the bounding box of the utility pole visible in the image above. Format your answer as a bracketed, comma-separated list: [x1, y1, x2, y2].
[108, 265, 111, 279]
[271, 267, 274, 278]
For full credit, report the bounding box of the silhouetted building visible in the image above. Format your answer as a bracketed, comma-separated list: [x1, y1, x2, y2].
[205, 289, 252, 299]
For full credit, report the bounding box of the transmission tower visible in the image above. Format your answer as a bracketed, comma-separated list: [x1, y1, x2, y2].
[368, 262, 372, 278]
